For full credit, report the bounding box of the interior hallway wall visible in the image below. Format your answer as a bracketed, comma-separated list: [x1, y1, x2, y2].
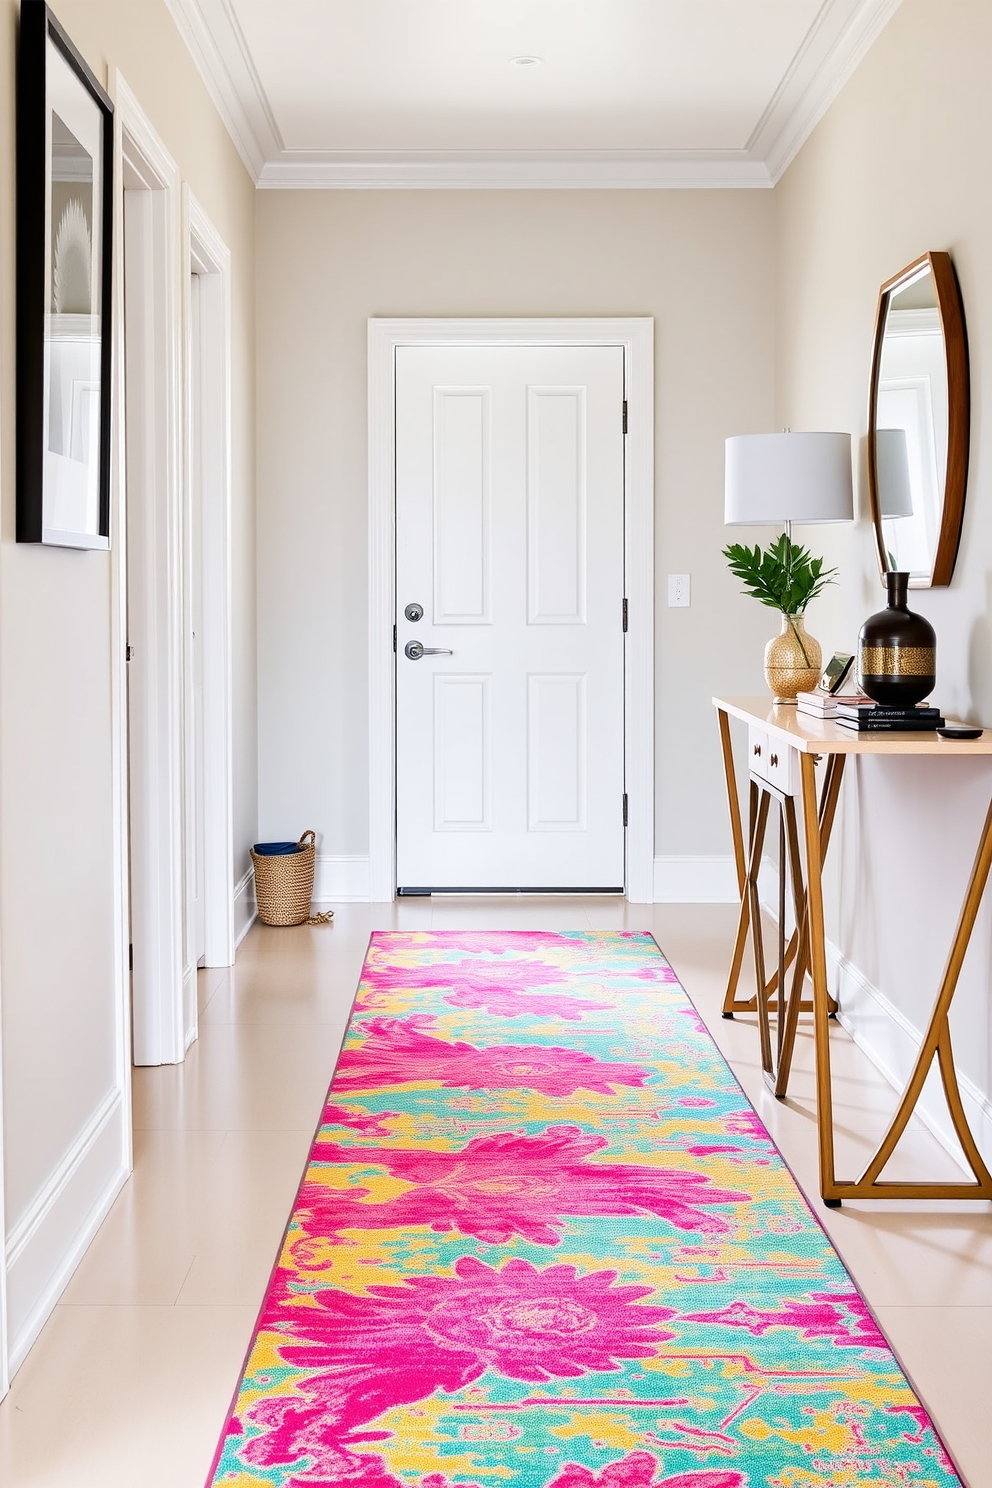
[774, 0, 992, 1157]
[255, 189, 777, 894]
[0, 0, 257, 1374]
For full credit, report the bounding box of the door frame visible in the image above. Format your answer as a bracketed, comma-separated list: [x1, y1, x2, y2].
[182, 188, 235, 999]
[114, 75, 185, 1066]
[368, 318, 655, 903]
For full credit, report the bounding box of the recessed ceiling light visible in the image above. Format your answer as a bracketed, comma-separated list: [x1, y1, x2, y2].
[510, 55, 543, 68]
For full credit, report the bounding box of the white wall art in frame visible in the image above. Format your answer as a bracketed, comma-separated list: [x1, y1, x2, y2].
[17, 2, 114, 548]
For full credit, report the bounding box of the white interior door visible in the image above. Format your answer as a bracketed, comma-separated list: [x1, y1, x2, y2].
[395, 344, 626, 891]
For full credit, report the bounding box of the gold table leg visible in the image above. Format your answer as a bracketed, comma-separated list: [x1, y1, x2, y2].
[747, 773, 837, 1101]
[746, 789, 773, 1073]
[768, 754, 845, 1097]
[722, 779, 760, 1017]
[718, 707, 746, 897]
[803, 761, 992, 1205]
[763, 789, 814, 1098]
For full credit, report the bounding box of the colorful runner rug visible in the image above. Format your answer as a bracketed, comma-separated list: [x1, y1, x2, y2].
[207, 930, 961, 1488]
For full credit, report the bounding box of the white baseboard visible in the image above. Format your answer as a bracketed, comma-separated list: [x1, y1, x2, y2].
[183, 963, 197, 1051]
[653, 855, 739, 904]
[233, 867, 257, 947]
[5, 1088, 130, 1376]
[313, 854, 371, 904]
[258, 853, 734, 906]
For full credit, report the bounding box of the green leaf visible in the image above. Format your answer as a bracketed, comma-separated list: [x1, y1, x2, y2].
[721, 533, 837, 615]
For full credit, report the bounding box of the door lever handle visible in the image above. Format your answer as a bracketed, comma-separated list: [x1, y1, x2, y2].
[405, 641, 453, 661]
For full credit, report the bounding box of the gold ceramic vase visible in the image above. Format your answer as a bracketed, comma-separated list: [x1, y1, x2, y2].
[764, 613, 822, 703]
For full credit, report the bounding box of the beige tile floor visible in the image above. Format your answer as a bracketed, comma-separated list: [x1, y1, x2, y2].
[1, 899, 990, 1485]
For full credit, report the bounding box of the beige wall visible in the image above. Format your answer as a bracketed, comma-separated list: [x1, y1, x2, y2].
[775, 0, 992, 1144]
[0, 0, 256, 1364]
[255, 189, 777, 868]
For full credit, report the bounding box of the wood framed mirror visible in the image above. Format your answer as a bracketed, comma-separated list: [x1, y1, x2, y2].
[867, 250, 969, 587]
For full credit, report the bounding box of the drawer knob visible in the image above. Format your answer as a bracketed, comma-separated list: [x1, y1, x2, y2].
[753, 744, 761, 756]
[770, 753, 779, 767]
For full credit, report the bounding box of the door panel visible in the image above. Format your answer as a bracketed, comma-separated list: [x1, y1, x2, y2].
[434, 674, 492, 831]
[528, 673, 586, 832]
[434, 388, 491, 624]
[527, 387, 586, 624]
[396, 344, 624, 891]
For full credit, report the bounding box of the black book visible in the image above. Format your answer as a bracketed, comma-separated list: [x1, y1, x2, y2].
[835, 703, 941, 720]
[835, 715, 944, 732]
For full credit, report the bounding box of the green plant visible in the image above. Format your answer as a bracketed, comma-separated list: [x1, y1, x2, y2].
[722, 532, 837, 666]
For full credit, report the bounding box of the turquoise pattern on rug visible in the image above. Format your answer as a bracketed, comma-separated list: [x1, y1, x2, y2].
[207, 930, 961, 1487]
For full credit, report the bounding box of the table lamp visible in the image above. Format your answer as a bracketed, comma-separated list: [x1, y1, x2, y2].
[725, 431, 854, 701]
[725, 431, 854, 532]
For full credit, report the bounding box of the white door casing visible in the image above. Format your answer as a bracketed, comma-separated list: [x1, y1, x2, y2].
[189, 271, 207, 985]
[369, 319, 655, 902]
[119, 87, 186, 1068]
[395, 345, 625, 889]
[182, 188, 235, 993]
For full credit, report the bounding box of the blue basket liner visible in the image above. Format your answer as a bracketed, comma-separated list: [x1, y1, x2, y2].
[253, 841, 303, 856]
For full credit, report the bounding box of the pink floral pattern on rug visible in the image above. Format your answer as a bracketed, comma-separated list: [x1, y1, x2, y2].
[303, 1125, 749, 1244]
[548, 1465, 743, 1488]
[237, 1258, 675, 1485]
[442, 983, 615, 1021]
[683, 1293, 889, 1350]
[334, 1015, 651, 1097]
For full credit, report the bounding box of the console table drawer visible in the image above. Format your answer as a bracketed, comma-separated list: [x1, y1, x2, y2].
[749, 726, 797, 796]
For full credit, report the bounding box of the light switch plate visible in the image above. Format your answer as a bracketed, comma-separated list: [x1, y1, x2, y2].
[668, 573, 690, 607]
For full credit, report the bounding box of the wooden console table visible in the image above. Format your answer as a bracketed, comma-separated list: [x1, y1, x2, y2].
[714, 695, 992, 1206]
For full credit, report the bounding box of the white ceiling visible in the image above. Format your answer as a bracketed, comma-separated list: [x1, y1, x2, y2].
[165, 0, 902, 188]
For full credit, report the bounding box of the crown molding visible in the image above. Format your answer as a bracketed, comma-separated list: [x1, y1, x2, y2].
[164, 0, 279, 182]
[166, 0, 902, 192]
[257, 152, 773, 191]
[757, 0, 905, 184]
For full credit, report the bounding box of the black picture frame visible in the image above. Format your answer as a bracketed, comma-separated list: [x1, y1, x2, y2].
[17, 1, 114, 548]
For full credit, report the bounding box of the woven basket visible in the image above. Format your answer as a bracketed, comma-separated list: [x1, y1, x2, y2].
[251, 830, 319, 927]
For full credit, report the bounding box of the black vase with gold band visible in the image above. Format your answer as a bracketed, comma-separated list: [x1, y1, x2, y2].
[857, 571, 936, 707]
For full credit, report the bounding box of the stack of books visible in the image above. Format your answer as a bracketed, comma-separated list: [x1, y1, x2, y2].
[796, 690, 868, 720]
[835, 701, 944, 732]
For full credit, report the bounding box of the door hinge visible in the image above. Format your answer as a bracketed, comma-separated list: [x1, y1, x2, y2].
[128, 943, 134, 971]
[622, 597, 628, 633]
[126, 644, 134, 662]
[622, 399, 628, 435]
[622, 793, 628, 828]
[393, 624, 397, 654]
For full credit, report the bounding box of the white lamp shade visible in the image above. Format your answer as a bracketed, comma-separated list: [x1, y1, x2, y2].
[725, 431, 854, 526]
[876, 428, 914, 519]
